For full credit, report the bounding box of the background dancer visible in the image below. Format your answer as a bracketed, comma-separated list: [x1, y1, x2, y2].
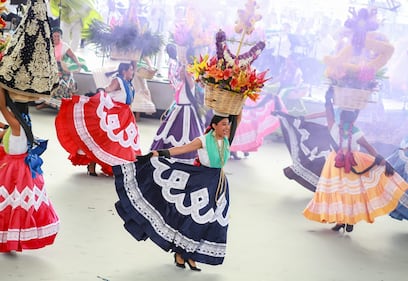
[150, 44, 203, 160]
[55, 63, 141, 176]
[303, 87, 408, 233]
[0, 88, 59, 253]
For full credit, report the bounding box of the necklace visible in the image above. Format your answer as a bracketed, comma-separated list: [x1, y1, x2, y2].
[213, 132, 225, 166]
[213, 132, 226, 205]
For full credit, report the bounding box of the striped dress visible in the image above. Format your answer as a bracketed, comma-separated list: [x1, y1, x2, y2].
[303, 124, 408, 224]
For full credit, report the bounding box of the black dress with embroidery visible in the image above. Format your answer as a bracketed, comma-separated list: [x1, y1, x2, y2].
[113, 138, 230, 265]
[0, 0, 59, 97]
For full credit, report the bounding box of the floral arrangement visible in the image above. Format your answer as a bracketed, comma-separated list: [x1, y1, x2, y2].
[328, 66, 388, 91]
[83, 19, 163, 58]
[324, 7, 393, 91]
[187, 0, 269, 102]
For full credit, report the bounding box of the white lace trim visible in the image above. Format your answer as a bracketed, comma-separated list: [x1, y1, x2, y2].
[121, 162, 227, 257]
[152, 105, 203, 147]
[73, 94, 140, 165]
[281, 117, 330, 187]
[0, 221, 60, 243]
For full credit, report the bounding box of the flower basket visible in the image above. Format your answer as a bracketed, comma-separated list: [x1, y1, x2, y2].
[136, 66, 157, 79]
[333, 86, 373, 110]
[204, 83, 246, 115]
[110, 47, 141, 61]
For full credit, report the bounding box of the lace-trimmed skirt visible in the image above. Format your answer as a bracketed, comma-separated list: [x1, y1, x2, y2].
[113, 157, 230, 265]
[230, 94, 282, 153]
[0, 147, 60, 252]
[55, 92, 141, 176]
[303, 151, 408, 224]
[150, 104, 203, 160]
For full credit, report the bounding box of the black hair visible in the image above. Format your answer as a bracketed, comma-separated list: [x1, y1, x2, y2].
[166, 43, 177, 60]
[14, 102, 29, 115]
[105, 62, 133, 78]
[51, 27, 63, 36]
[340, 110, 359, 123]
[209, 114, 232, 127]
[4, 91, 34, 145]
[205, 113, 237, 144]
[186, 46, 195, 64]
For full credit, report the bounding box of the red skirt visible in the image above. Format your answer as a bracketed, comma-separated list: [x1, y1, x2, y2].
[0, 148, 60, 252]
[55, 93, 142, 175]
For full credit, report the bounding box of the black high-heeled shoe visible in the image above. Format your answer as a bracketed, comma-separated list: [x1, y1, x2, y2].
[87, 164, 98, 177]
[345, 224, 354, 232]
[331, 223, 345, 232]
[174, 253, 185, 269]
[186, 259, 201, 271]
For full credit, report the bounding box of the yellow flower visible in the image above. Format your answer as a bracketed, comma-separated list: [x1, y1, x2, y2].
[187, 54, 209, 80]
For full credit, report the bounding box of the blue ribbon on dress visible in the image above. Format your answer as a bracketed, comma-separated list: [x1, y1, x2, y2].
[117, 76, 135, 105]
[24, 139, 48, 178]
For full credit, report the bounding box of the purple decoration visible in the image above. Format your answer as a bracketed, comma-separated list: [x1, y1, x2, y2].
[344, 7, 379, 55]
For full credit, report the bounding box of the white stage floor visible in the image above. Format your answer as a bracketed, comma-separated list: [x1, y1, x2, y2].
[0, 109, 407, 281]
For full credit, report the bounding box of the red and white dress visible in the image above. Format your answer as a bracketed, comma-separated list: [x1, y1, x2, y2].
[0, 127, 60, 252]
[55, 78, 142, 176]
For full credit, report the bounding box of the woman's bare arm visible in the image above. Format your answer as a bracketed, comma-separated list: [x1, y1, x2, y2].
[66, 48, 82, 69]
[0, 88, 20, 136]
[104, 78, 120, 93]
[152, 138, 203, 157]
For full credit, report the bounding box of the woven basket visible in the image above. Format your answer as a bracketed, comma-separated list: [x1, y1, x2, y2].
[204, 83, 246, 115]
[136, 66, 157, 79]
[110, 48, 141, 61]
[333, 86, 372, 110]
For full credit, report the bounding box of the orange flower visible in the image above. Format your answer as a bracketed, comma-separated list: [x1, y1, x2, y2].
[188, 54, 270, 102]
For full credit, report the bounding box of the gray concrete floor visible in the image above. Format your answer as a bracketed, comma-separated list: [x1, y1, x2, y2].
[0, 108, 407, 281]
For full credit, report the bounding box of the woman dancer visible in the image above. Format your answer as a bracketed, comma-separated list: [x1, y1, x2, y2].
[230, 94, 283, 159]
[150, 44, 203, 160]
[0, 88, 59, 252]
[303, 87, 408, 232]
[113, 111, 240, 270]
[387, 136, 408, 221]
[55, 62, 141, 176]
[131, 56, 157, 121]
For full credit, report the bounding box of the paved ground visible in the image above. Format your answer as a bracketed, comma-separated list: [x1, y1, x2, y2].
[0, 108, 407, 281]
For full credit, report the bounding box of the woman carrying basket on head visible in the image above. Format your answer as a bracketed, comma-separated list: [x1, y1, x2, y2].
[113, 110, 241, 270]
[55, 62, 142, 176]
[302, 86, 408, 232]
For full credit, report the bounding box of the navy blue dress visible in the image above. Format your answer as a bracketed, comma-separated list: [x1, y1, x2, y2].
[113, 156, 229, 265]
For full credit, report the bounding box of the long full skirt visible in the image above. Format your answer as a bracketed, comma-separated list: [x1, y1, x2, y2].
[0, 148, 60, 252]
[387, 146, 408, 220]
[55, 92, 141, 175]
[303, 151, 408, 224]
[276, 111, 337, 192]
[150, 104, 203, 160]
[230, 94, 281, 153]
[113, 157, 229, 265]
